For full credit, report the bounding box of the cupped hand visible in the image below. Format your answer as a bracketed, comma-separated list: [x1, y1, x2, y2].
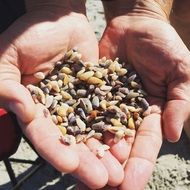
[100, 15, 190, 189]
[0, 4, 125, 189]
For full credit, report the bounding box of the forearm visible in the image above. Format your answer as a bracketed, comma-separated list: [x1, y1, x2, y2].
[170, 0, 190, 49]
[102, 0, 173, 22]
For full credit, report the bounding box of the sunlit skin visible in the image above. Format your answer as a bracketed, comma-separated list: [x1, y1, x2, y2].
[1, 0, 190, 190]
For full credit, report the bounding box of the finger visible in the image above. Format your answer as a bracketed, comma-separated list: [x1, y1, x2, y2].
[69, 19, 99, 62]
[72, 142, 108, 189]
[103, 132, 135, 164]
[18, 104, 79, 173]
[0, 80, 35, 123]
[163, 100, 190, 142]
[120, 113, 162, 190]
[85, 138, 124, 187]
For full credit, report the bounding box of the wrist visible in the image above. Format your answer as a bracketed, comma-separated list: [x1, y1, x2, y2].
[170, 0, 190, 49]
[102, 0, 173, 22]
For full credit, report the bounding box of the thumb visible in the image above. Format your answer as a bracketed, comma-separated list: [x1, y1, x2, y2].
[0, 80, 35, 124]
[99, 24, 125, 60]
[163, 100, 190, 142]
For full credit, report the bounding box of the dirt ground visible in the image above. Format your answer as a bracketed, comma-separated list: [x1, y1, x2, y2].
[1, 0, 190, 190]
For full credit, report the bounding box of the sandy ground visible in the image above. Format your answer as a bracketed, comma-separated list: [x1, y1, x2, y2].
[1, 0, 190, 190]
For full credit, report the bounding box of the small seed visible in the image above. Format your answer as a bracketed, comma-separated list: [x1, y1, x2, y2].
[76, 68, 85, 77]
[100, 100, 107, 110]
[65, 99, 77, 106]
[97, 144, 110, 158]
[64, 49, 73, 60]
[116, 91, 126, 98]
[80, 98, 93, 113]
[107, 105, 121, 113]
[94, 71, 103, 78]
[45, 95, 54, 108]
[58, 125, 67, 135]
[63, 74, 70, 85]
[50, 75, 58, 80]
[68, 115, 76, 125]
[54, 95, 62, 101]
[92, 96, 100, 108]
[57, 80, 63, 88]
[57, 115, 63, 123]
[108, 62, 116, 73]
[119, 87, 129, 94]
[128, 117, 135, 129]
[126, 106, 142, 113]
[40, 82, 46, 88]
[60, 134, 76, 145]
[93, 132, 103, 140]
[70, 89, 77, 97]
[68, 82, 74, 89]
[36, 87, 46, 104]
[77, 108, 86, 120]
[91, 121, 106, 132]
[107, 100, 119, 106]
[108, 126, 125, 134]
[110, 118, 122, 127]
[51, 99, 58, 109]
[46, 83, 52, 91]
[88, 110, 98, 121]
[100, 85, 112, 91]
[140, 98, 150, 111]
[78, 71, 94, 81]
[49, 81, 60, 92]
[97, 147, 105, 158]
[69, 51, 82, 62]
[61, 90, 72, 100]
[58, 73, 65, 80]
[57, 104, 69, 117]
[52, 115, 58, 124]
[131, 81, 141, 89]
[60, 67, 72, 74]
[76, 117, 86, 132]
[77, 89, 87, 97]
[76, 134, 86, 143]
[94, 88, 107, 96]
[34, 72, 45, 80]
[86, 130, 95, 140]
[117, 68, 127, 76]
[128, 74, 137, 83]
[127, 91, 139, 99]
[115, 95, 122, 101]
[87, 77, 104, 85]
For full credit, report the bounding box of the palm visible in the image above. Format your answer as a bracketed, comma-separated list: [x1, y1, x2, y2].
[100, 16, 190, 190]
[8, 12, 99, 84]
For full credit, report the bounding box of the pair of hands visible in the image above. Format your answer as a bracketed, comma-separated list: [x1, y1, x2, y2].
[1, 2, 190, 190]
